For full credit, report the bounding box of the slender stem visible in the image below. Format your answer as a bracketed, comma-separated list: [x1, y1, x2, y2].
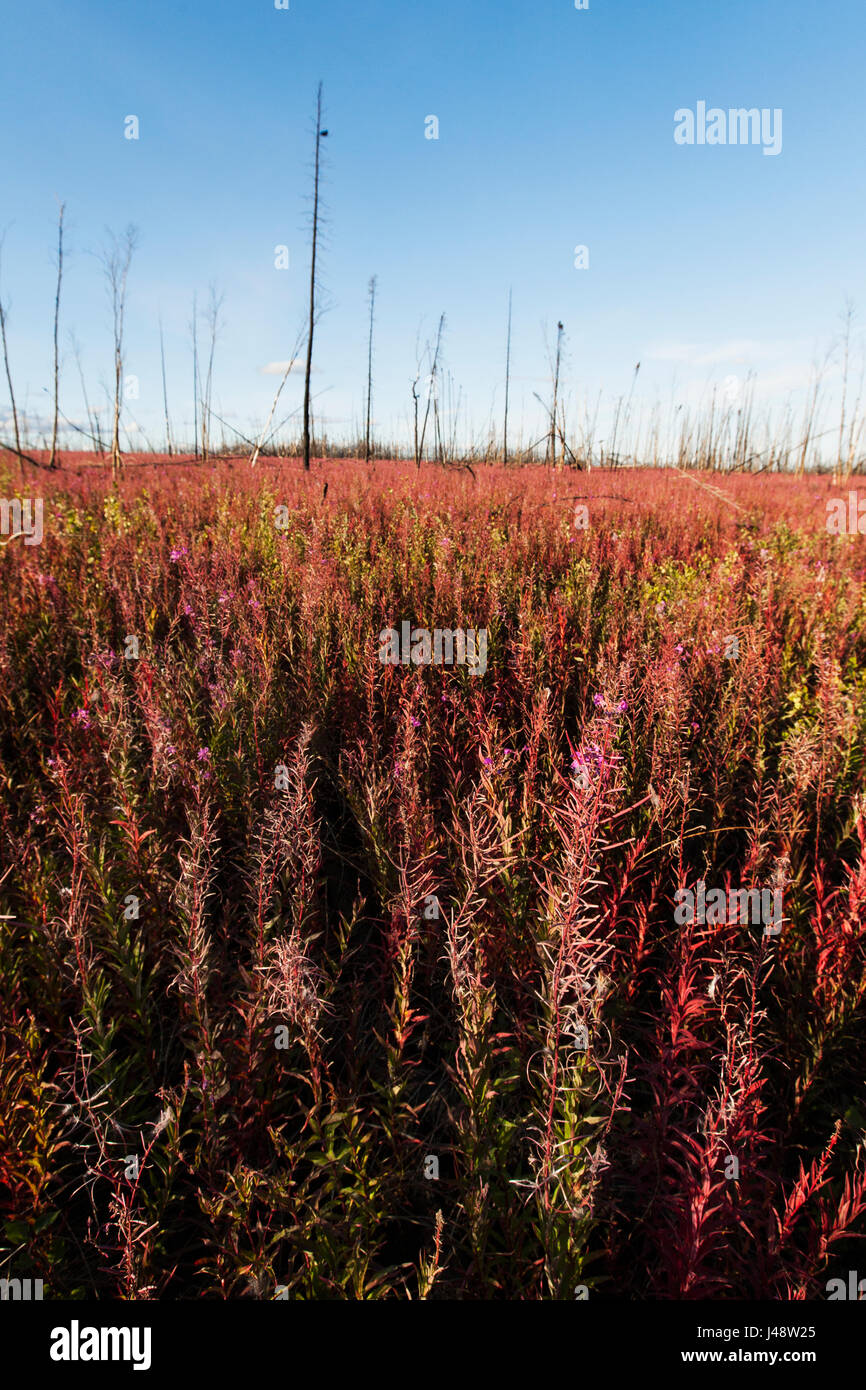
[303, 82, 324, 472]
[503, 287, 512, 465]
[50, 202, 65, 469]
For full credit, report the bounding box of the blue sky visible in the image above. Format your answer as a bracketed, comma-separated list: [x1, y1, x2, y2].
[1, 0, 864, 457]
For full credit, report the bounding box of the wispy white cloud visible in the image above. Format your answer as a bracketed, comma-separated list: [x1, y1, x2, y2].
[647, 338, 807, 366]
[259, 361, 309, 376]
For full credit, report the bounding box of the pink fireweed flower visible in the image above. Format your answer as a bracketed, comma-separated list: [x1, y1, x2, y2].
[575, 741, 622, 774]
[197, 747, 210, 762]
[170, 546, 188, 561]
[617, 699, 628, 713]
[592, 693, 604, 708]
[72, 708, 92, 728]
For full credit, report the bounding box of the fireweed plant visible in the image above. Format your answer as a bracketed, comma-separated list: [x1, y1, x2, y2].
[0, 455, 865, 1299]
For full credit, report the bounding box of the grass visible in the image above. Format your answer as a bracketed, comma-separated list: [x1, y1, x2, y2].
[1, 454, 865, 1299]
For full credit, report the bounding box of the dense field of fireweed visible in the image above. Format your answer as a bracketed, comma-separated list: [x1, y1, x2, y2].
[1, 455, 866, 1300]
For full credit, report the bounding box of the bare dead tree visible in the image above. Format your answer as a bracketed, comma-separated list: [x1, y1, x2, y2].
[303, 82, 328, 472]
[451, 379, 463, 466]
[533, 388, 578, 470]
[605, 364, 637, 471]
[101, 223, 138, 477]
[201, 283, 224, 463]
[49, 201, 66, 468]
[443, 370, 462, 467]
[411, 332, 422, 467]
[158, 315, 173, 456]
[549, 320, 563, 468]
[411, 375, 420, 466]
[69, 329, 103, 456]
[0, 231, 22, 473]
[250, 324, 306, 467]
[416, 313, 445, 469]
[433, 383, 443, 465]
[796, 360, 823, 476]
[364, 274, 377, 464]
[503, 286, 512, 464]
[191, 292, 199, 458]
[834, 300, 866, 481]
